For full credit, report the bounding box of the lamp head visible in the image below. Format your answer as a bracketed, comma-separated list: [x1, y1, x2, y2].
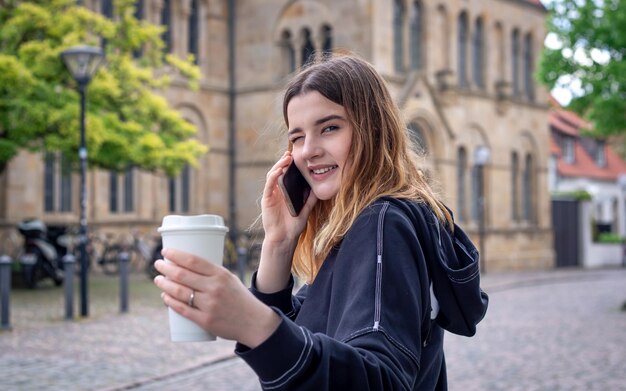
[474, 145, 491, 166]
[60, 45, 104, 85]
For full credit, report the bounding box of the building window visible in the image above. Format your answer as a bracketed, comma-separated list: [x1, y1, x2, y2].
[458, 11, 469, 89]
[169, 165, 191, 213]
[44, 152, 73, 213]
[512, 28, 520, 97]
[524, 33, 534, 101]
[123, 166, 134, 212]
[110, 166, 135, 213]
[472, 17, 485, 89]
[596, 141, 606, 167]
[394, 0, 405, 73]
[101, 0, 114, 48]
[301, 28, 315, 66]
[511, 152, 519, 221]
[280, 30, 296, 74]
[523, 154, 533, 222]
[495, 22, 505, 84]
[109, 171, 118, 213]
[44, 153, 55, 212]
[133, 0, 144, 58]
[563, 137, 575, 163]
[410, 1, 423, 70]
[189, 0, 199, 64]
[457, 147, 467, 222]
[161, 0, 171, 54]
[321, 25, 333, 58]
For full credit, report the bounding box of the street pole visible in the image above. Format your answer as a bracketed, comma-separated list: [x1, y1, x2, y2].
[474, 145, 491, 274]
[478, 165, 486, 274]
[60, 45, 103, 318]
[79, 83, 89, 317]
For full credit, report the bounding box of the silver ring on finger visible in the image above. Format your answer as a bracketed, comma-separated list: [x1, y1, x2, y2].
[188, 289, 195, 308]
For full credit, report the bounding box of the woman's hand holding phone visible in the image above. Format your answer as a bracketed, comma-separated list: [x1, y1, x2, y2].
[256, 152, 316, 293]
[262, 152, 315, 243]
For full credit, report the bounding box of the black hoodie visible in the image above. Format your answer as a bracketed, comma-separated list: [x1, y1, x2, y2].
[236, 197, 487, 390]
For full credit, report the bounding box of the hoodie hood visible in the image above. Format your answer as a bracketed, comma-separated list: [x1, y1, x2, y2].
[381, 197, 489, 337]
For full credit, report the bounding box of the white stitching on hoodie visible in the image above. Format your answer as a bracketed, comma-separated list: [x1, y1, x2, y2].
[260, 327, 313, 389]
[373, 202, 390, 331]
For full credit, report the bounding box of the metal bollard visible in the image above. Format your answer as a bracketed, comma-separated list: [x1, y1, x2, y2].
[63, 254, 76, 320]
[237, 246, 247, 282]
[119, 251, 129, 313]
[0, 255, 12, 331]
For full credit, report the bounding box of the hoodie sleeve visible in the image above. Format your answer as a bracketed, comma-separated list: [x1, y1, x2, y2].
[235, 201, 432, 390]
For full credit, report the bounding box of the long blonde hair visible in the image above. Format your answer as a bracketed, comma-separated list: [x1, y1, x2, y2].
[283, 54, 452, 283]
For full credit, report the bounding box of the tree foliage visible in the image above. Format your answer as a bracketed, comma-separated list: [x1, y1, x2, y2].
[0, 0, 207, 175]
[538, 0, 626, 139]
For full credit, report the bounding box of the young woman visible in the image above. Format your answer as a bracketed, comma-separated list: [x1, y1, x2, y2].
[154, 54, 487, 390]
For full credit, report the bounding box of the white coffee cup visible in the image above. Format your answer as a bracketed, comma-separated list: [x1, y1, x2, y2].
[158, 214, 229, 342]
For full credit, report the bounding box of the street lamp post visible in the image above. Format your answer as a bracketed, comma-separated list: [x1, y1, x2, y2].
[60, 46, 104, 317]
[474, 145, 491, 273]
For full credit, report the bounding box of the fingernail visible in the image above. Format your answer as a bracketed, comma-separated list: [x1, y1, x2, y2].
[161, 248, 169, 257]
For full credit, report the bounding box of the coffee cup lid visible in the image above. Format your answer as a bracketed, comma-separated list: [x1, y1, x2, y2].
[158, 214, 229, 233]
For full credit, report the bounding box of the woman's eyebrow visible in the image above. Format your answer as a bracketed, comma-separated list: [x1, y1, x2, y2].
[315, 114, 345, 126]
[288, 114, 346, 136]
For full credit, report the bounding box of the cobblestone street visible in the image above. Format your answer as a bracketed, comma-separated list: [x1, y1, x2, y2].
[1, 268, 625, 390]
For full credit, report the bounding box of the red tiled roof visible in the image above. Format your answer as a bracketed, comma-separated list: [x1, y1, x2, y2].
[550, 96, 626, 182]
[550, 112, 579, 137]
[557, 142, 617, 181]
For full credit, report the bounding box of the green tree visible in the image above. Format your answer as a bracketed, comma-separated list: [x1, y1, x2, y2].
[538, 0, 626, 139]
[0, 0, 207, 176]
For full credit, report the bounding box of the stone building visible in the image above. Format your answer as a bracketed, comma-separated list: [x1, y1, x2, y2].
[0, 0, 554, 271]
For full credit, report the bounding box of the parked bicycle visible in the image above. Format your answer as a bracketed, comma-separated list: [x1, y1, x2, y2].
[97, 230, 160, 277]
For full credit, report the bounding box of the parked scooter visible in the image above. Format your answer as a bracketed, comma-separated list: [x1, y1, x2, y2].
[17, 219, 65, 288]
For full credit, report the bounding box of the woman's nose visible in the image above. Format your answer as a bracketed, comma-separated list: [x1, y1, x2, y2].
[301, 137, 322, 160]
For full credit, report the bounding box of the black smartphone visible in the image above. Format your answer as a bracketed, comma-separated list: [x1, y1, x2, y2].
[278, 162, 311, 217]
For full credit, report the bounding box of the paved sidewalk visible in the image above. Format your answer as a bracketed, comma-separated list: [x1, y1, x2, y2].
[1, 267, 625, 390]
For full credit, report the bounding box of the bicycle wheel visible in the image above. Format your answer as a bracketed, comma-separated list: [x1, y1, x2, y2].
[98, 244, 122, 275]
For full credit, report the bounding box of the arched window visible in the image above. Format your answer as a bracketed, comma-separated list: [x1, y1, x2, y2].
[161, 0, 172, 54]
[436, 5, 450, 70]
[523, 154, 533, 222]
[189, 0, 200, 64]
[321, 25, 333, 58]
[410, 1, 423, 70]
[458, 11, 469, 88]
[523, 32, 534, 101]
[472, 17, 484, 89]
[301, 28, 315, 66]
[457, 147, 467, 222]
[393, 0, 405, 73]
[511, 152, 519, 221]
[511, 28, 520, 96]
[408, 122, 428, 155]
[280, 30, 296, 74]
[494, 22, 505, 83]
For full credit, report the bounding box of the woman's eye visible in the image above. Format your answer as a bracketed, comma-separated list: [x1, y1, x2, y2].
[290, 136, 303, 144]
[322, 125, 338, 133]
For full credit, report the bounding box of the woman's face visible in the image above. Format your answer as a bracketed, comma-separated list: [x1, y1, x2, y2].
[286, 91, 353, 201]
